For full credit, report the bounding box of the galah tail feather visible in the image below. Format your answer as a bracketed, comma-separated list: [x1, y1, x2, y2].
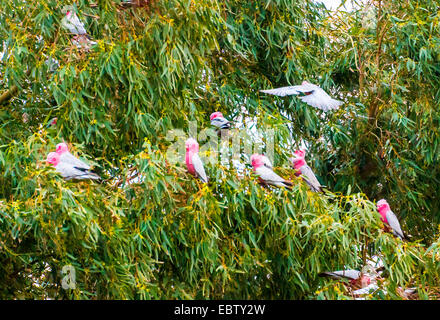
[46, 152, 100, 181]
[185, 138, 208, 183]
[260, 81, 343, 112]
[377, 199, 405, 240]
[250, 154, 292, 189]
[289, 149, 323, 192]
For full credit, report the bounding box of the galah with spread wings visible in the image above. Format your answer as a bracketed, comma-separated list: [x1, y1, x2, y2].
[377, 199, 405, 240]
[46, 152, 100, 181]
[289, 150, 323, 192]
[260, 81, 343, 112]
[185, 138, 208, 183]
[250, 154, 292, 188]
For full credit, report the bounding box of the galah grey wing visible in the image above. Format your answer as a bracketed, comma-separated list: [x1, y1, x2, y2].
[319, 270, 361, 281]
[261, 155, 273, 169]
[59, 152, 91, 170]
[55, 162, 99, 180]
[211, 118, 231, 129]
[298, 87, 343, 111]
[260, 84, 315, 97]
[192, 153, 208, 183]
[300, 164, 323, 192]
[386, 209, 405, 239]
[256, 166, 292, 188]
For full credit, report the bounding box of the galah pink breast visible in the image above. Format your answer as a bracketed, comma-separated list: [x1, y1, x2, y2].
[260, 81, 343, 111]
[210, 112, 231, 130]
[250, 154, 292, 188]
[319, 270, 373, 290]
[377, 199, 405, 240]
[185, 138, 208, 183]
[289, 149, 323, 192]
[46, 152, 100, 181]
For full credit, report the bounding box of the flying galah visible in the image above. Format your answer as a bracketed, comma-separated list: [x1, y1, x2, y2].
[46, 152, 100, 180]
[250, 154, 292, 188]
[289, 150, 323, 192]
[62, 11, 87, 35]
[185, 138, 208, 183]
[376, 199, 405, 240]
[260, 81, 343, 111]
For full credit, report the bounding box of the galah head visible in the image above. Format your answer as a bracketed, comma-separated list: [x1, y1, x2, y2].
[46, 152, 60, 166]
[290, 149, 306, 169]
[250, 154, 264, 169]
[302, 80, 310, 85]
[377, 199, 390, 214]
[185, 138, 199, 152]
[360, 275, 371, 287]
[56, 142, 69, 155]
[210, 112, 224, 121]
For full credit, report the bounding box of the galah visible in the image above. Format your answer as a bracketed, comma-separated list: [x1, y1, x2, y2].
[376, 199, 405, 240]
[46, 152, 100, 180]
[260, 81, 343, 112]
[250, 154, 292, 188]
[56, 142, 93, 170]
[319, 269, 375, 292]
[62, 11, 87, 35]
[185, 138, 208, 183]
[289, 149, 323, 192]
[210, 112, 231, 130]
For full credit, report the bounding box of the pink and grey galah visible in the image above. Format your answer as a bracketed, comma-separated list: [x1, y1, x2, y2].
[260, 81, 343, 112]
[318, 270, 372, 289]
[289, 150, 323, 192]
[376, 199, 405, 240]
[210, 112, 231, 130]
[185, 138, 208, 183]
[250, 154, 292, 188]
[46, 152, 100, 181]
[62, 10, 88, 35]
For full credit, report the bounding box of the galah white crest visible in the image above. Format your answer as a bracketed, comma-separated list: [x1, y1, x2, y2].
[250, 154, 292, 188]
[185, 138, 208, 183]
[289, 149, 323, 192]
[46, 152, 100, 180]
[260, 81, 343, 111]
[377, 199, 405, 240]
[210, 112, 231, 130]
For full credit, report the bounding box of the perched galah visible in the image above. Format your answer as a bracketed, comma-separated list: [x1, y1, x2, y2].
[56, 142, 93, 170]
[289, 150, 323, 192]
[62, 11, 87, 35]
[185, 138, 208, 183]
[376, 199, 405, 240]
[318, 270, 372, 289]
[250, 154, 292, 188]
[46, 152, 100, 180]
[210, 112, 231, 130]
[260, 81, 343, 111]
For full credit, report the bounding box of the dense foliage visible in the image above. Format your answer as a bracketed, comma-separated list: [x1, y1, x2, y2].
[0, 0, 439, 299]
